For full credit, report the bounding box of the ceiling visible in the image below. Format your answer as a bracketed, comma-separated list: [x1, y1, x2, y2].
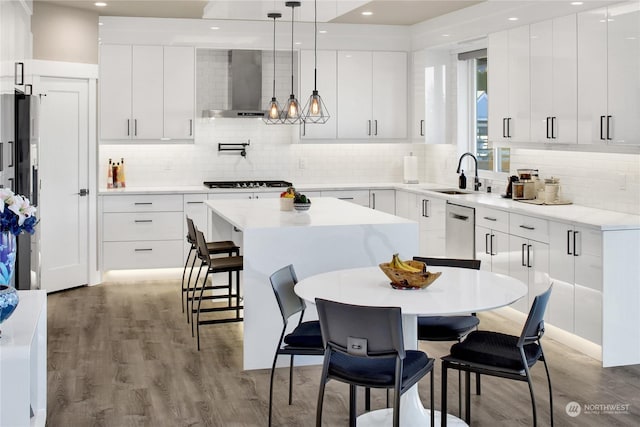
[40, 0, 483, 25]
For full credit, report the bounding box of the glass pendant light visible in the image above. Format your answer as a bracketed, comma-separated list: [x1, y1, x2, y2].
[263, 12, 283, 124]
[281, 1, 302, 124]
[301, 0, 330, 124]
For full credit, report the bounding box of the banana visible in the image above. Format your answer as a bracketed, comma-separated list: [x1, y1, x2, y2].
[391, 253, 421, 273]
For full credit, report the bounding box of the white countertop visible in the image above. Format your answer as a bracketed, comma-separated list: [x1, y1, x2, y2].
[99, 182, 640, 231]
[204, 197, 414, 230]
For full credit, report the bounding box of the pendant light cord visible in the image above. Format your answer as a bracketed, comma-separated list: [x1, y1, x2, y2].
[314, 0, 317, 91]
[272, 16, 276, 98]
[290, 5, 295, 94]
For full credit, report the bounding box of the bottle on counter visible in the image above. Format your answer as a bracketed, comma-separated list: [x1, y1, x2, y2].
[113, 162, 119, 188]
[119, 157, 126, 188]
[459, 170, 467, 190]
[107, 158, 113, 189]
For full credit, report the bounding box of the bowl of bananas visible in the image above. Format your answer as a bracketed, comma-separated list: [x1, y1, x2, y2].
[379, 254, 442, 290]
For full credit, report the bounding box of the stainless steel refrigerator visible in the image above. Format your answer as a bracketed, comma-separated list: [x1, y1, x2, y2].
[0, 89, 39, 290]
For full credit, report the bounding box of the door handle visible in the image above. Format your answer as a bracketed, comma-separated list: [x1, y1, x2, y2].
[600, 116, 605, 140]
[8, 177, 14, 192]
[78, 188, 89, 196]
[552, 117, 557, 139]
[573, 231, 580, 257]
[371, 193, 376, 210]
[134, 119, 138, 136]
[567, 229, 573, 255]
[8, 141, 13, 167]
[606, 116, 612, 140]
[490, 234, 496, 256]
[420, 119, 424, 136]
[546, 117, 551, 139]
[502, 118, 506, 138]
[0, 142, 3, 172]
[127, 119, 130, 136]
[374, 120, 378, 136]
[507, 118, 512, 138]
[521, 243, 527, 267]
[485, 233, 490, 255]
[527, 244, 532, 268]
[189, 119, 193, 136]
[367, 120, 371, 136]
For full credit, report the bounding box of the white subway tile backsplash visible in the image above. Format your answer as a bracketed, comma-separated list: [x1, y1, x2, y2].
[99, 120, 639, 215]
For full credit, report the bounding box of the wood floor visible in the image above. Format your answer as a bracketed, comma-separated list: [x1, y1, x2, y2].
[47, 279, 640, 426]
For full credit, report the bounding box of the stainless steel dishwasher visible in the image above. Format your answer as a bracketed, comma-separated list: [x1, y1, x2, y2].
[445, 202, 476, 259]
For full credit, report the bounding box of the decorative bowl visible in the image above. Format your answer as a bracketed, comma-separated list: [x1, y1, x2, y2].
[294, 202, 311, 212]
[379, 260, 441, 290]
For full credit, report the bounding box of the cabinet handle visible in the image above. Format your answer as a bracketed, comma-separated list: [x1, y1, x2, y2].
[371, 193, 376, 210]
[485, 233, 490, 255]
[134, 248, 153, 252]
[374, 120, 378, 136]
[134, 219, 153, 223]
[552, 117, 557, 139]
[546, 117, 551, 139]
[507, 118, 512, 138]
[521, 243, 527, 267]
[302, 120, 306, 136]
[422, 199, 430, 217]
[134, 202, 153, 205]
[502, 118, 507, 138]
[600, 116, 606, 140]
[127, 119, 130, 136]
[189, 119, 193, 136]
[420, 119, 424, 136]
[567, 229, 573, 255]
[8, 141, 13, 167]
[483, 216, 497, 222]
[134, 119, 138, 136]
[15, 62, 24, 85]
[490, 234, 497, 256]
[8, 177, 14, 192]
[338, 197, 354, 200]
[186, 201, 204, 204]
[527, 244, 532, 268]
[367, 120, 371, 136]
[606, 116, 612, 140]
[573, 231, 580, 257]
[519, 224, 535, 231]
[0, 142, 3, 172]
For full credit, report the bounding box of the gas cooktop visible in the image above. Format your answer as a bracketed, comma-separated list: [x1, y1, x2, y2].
[203, 180, 292, 189]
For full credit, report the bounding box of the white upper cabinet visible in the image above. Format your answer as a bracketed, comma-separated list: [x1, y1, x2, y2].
[577, 1, 640, 145]
[337, 51, 407, 140]
[164, 46, 195, 140]
[100, 44, 133, 140]
[300, 50, 337, 140]
[411, 50, 426, 141]
[131, 45, 163, 139]
[100, 44, 195, 142]
[530, 15, 577, 144]
[423, 49, 449, 144]
[488, 26, 530, 143]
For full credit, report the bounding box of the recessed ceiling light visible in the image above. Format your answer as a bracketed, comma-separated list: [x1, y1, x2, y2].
[295, 42, 302, 45]
[94, 2, 107, 7]
[318, 30, 327, 34]
[210, 26, 219, 30]
[442, 34, 450, 37]
[508, 17, 519, 21]
[570, 1, 583, 5]
[361, 11, 373, 16]
[98, 22, 104, 26]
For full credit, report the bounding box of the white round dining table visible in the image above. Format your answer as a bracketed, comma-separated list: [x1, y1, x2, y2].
[295, 265, 528, 427]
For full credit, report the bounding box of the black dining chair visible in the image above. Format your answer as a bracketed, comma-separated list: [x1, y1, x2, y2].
[192, 228, 244, 350]
[182, 216, 239, 321]
[315, 298, 435, 427]
[268, 264, 325, 427]
[413, 256, 482, 413]
[441, 285, 554, 427]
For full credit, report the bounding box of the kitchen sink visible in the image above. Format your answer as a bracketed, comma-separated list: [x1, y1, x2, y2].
[426, 188, 473, 195]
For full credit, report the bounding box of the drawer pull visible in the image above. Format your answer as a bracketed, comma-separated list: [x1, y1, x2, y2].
[483, 216, 497, 221]
[519, 225, 535, 231]
[186, 201, 204, 204]
[134, 219, 153, 223]
[134, 202, 153, 205]
[134, 248, 153, 252]
[338, 197, 355, 200]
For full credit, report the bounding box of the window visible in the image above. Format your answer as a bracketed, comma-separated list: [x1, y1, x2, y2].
[459, 49, 509, 176]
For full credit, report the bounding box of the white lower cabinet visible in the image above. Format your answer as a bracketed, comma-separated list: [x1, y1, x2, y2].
[321, 189, 370, 207]
[549, 220, 602, 343]
[369, 189, 395, 214]
[418, 196, 446, 257]
[395, 190, 419, 222]
[184, 194, 209, 262]
[101, 194, 184, 270]
[475, 207, 510, 276]
[508, 213, 550, 313]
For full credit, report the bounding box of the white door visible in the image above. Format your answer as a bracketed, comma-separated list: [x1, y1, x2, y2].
[39, 77, 89, 292]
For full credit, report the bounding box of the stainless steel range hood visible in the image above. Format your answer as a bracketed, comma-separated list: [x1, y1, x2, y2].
[202, 50, 266, 118]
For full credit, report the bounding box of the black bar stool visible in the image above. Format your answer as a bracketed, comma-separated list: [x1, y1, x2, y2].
[182, 216, 239, 323]
[192, 228, 244, 350]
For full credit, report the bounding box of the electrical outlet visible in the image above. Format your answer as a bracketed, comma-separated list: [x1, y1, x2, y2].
[298, 158, 307, 169]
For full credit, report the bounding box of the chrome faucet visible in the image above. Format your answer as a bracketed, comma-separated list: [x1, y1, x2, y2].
[456, 152, 482, 191]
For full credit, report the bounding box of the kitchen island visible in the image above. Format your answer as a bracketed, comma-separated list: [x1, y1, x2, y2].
[204, 197, 418, 370]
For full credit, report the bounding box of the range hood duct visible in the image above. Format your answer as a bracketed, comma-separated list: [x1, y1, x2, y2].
[203, 50, 266, 118]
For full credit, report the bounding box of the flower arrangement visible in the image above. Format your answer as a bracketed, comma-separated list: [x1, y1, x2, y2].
[0, 189, 38, 236]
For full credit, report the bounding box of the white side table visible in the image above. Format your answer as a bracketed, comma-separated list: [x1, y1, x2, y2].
[0, 290, 47, 427]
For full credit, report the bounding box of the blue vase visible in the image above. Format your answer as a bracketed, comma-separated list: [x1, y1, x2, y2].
[0, 231, 16, 285]
[0, 285, 18, 337]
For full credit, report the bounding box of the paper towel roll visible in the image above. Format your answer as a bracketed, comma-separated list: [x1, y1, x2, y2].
[403, 155, 419, 184]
